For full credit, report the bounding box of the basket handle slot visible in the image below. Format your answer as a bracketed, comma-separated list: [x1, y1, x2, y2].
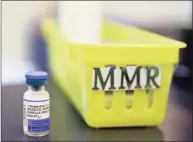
[146, 89, 154, 108]
[125, 90, 134, 109]
[104, 91, 113, 109]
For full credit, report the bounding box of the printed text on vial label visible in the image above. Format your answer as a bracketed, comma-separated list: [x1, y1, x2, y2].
[23, 100, 50, 119]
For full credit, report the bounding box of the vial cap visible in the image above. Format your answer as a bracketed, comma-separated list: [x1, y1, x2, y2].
[25, 71, 48, 80]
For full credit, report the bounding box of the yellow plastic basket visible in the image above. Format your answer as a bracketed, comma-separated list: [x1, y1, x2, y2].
[42, 19, 186, 128]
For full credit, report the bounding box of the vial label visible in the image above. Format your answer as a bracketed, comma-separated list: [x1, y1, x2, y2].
[23, 99, 50, 133]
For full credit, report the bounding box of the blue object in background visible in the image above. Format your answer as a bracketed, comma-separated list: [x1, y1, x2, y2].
[31, 23, 49, 73]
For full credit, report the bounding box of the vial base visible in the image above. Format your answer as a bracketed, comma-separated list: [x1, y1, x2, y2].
[24, 131, 49, 137]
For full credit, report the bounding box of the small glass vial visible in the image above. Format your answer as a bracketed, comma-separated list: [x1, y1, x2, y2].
[23, 71, 50, 137]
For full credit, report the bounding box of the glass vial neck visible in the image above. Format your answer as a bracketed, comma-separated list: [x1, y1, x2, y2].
[28, 86, 45, 92]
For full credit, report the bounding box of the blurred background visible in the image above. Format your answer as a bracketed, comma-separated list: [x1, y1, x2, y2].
[2, 1, 192, 89]
[1, 1, 192, 141]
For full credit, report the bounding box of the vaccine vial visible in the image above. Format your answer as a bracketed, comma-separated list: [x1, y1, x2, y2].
[23, 71, 50, 137]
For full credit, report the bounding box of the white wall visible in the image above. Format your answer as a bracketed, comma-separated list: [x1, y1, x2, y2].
[2, 1, 50, 61]
[2, 1, 50, 85]
[103, 1, 192, 29]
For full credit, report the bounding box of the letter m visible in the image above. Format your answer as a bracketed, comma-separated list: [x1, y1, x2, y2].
[92, 67, 116, 90]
